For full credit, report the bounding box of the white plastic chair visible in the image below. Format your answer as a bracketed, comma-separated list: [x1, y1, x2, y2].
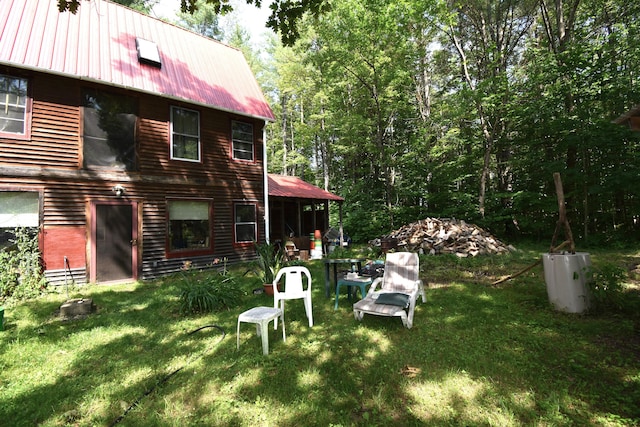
[273, 266, 313, 328]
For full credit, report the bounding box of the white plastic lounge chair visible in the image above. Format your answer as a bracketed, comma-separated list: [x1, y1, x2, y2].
[353, 252, 425, 329]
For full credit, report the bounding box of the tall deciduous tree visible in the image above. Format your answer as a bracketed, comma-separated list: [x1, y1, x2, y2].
[58, 0, 330, 45]
[437, 0, 536, 221]
[177, 0, 224, 40]
[510, 0, 640, 239]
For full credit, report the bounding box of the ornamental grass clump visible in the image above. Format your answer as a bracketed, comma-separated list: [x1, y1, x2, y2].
[177, 266, 244, 314]
[253, 241, 285, 284]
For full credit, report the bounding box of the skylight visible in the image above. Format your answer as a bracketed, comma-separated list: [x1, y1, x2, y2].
[135, 38, 161, 68]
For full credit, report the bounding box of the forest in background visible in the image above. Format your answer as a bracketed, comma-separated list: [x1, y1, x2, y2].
[98, 0, 640, 245]
[259, 0, 640, 246]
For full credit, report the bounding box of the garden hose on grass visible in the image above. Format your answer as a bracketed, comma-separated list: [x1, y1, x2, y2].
[110, 324, 226, 426]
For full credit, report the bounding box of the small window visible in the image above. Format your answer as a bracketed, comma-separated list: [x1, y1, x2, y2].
[0, 74, 29, 137]
[232, 121, 254, 161]
[83, 89, 137, 170]
[168, 200, 211, 252]
[234, 203, 257, 243]
[0, 192, 39, 248]
[171, 107, 200, 162]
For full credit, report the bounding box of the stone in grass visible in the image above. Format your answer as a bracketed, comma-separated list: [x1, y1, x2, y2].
[59, 298, 94, 318]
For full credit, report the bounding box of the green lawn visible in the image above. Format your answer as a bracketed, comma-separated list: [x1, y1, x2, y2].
[1, 246, 639, 426]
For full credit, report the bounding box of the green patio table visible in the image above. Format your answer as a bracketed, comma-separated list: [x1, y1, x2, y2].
[322, 258, 366, 298]
[334, 276, 372, 309]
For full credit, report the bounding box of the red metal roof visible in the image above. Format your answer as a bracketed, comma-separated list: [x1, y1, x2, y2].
[0, 0, 274, 121]
[268, 174, 344, 201]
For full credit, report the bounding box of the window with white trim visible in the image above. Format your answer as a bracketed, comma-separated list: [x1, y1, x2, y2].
[0, 192, 39, 248]
[231, 121, 254, 161]
[0, 75, 28, 136]
[234, 203, 256, 243]
[168, 200, 211, 252]
[171, 107, 200, 161]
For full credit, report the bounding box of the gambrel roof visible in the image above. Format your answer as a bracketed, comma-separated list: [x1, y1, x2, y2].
[0, 0, 274, 121]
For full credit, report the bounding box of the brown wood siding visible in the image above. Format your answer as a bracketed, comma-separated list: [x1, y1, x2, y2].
[0, 67, 267, 282]
[0, 69, 266, 186]
[42, 179, 263, 279]
[0, 72, 81, 168]
[44, 183, 89, 226]
[136, 95, 265, 184]
[31, 100, 80, 164]
[138, 181, 262, 280]
[45, 267, 87, 286]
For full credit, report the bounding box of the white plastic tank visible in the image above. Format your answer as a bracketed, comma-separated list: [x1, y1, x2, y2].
[542, 252, 592, 313]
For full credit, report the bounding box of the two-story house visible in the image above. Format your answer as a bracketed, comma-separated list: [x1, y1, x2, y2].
[0, 0, 275, 284]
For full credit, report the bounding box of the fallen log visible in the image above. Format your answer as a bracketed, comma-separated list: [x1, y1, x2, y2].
[491, 240, 570, 286]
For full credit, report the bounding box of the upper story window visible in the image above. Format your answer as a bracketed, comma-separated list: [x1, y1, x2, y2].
[232, 120, 254, 161]
[83, 89, 137, 171]
[0, 74, 29, 138]
[171, 106, 200, 162]
[234, 203, 257, 243]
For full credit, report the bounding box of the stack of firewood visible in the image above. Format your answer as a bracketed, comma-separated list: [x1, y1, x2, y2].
[371, 218, 515, 257]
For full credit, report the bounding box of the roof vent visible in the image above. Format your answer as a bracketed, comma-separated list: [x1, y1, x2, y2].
[135, 38, 161, 68]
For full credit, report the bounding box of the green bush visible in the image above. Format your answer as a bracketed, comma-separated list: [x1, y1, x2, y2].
[177, 269, 244, 314]
[0, 227, 47, 303]
[585, 263, 627, 312]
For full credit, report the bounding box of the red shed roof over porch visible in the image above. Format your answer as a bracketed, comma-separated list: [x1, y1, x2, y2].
[268, 174, 343, 202]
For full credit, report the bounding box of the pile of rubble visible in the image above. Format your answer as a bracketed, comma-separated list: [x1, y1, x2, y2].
[371, 218, 515, 257]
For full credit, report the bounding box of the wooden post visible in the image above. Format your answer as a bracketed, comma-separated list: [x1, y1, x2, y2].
[338, 202, 344, 247]
[296, 200, 302, 236]
[551, 173, 575, 253]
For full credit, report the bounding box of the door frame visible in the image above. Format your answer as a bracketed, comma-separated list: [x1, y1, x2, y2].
[89, 200, 139, 283]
